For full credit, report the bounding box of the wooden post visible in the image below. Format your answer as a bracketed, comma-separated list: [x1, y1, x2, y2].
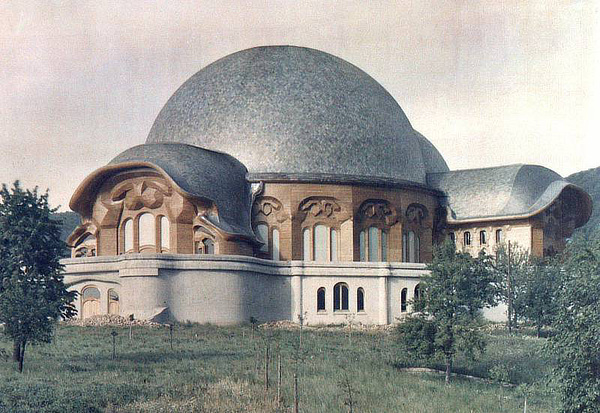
[264, 345, 270, 391]
[277, 353, 282, 406]
[111, 331, 118, 360]
[129, 324, 132, 340]
[169, 324, 173, 350]
[294, 373, 299, 413]
[507, 241, 512, 334]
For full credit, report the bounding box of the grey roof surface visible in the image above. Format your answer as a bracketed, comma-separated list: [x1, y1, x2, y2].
[427, 164, 587, 222]
[147, 45, 449, 184]
[108, 143, 255, 238]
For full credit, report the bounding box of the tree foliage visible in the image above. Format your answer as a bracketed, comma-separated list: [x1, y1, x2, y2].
[0, 181, 76, 372]
[397, 240, 498, 383]
[548, 236, 600, 413]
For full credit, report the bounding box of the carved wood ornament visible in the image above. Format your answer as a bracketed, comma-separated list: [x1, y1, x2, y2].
[108, 179, 172, 210]
[298, 197, 342, 221]
[405, 203, 429, 227]
[252, 196, 288, 223]
[358, 199, 398, 226]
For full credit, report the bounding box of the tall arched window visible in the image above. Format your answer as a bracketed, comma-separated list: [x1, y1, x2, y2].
[401, 288, 408, 312]
[82, 286, 100, 319]
[303, 228, 311, 261]
[414, 283, 422, 301]
[314, 224, 328, 261]
[496, 229, 503, 243]
[123, 219, 133, 253]
[330, 228, 337, 262]
[359, 230, 366, 261]
[317, 287, 326, 312]
[138, 213, 155, 250]
[272, 228, 280, 260]
[256, 223, 269, 253]
[108, 289, 119, 315]
[464, 231, 471, 246]
[333, 283, 349, 311]
[160, 216, 170, 251]
[480, 230, 487, 245]
[357, 288, 365, 312]
[403, 231, 420, 263]
[360, 227, 388, 262]
[202, 239, 215, 254]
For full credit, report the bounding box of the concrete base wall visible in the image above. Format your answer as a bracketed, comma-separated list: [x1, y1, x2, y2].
[62, 254, 428, 325]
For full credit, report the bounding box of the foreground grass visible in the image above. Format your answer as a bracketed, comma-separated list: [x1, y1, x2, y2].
[0, 323, 557, 412]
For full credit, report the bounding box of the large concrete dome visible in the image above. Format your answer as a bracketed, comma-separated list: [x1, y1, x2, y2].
[147, 46, 449, 184]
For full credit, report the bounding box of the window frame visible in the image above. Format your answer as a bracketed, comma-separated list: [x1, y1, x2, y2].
[333, 282, 349, 312]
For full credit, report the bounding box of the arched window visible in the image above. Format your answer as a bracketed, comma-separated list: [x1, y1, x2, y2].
[414, 284, 422, 301]
[496, 229, 503, 243]
[330, 228, 338, 262]
[108, 289, 119, 315]
[160, 216, 170, 251]
[480, 230, 487, 245]
[449, 232, 456, 243]
[317, 287, 326, 312]
[368, 227, 379, 262]
[123, 219, 133, 253]
[357, 288, 365, 312]
[314, 224, 328, 261]
[402, 232, 407, 262]
[464, 231, 471, 246]
[203, 239, 215, 254]
[138, 213, 155, 250]
[256, 223, 269, 253]
[303, 228, 311, 261]
[333, 283, 349, 311]
[304, 225, 337, 262]
[408, 231, 417, 262]
[359, 230, 366, 262]
[272, 228, 280, 260]
[360, 227, 388, 262]
[81, 286, 100, 319]
[401, 288, 408, 312]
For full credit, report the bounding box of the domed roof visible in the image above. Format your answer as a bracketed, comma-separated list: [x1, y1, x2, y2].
[147, 46, 449, 184]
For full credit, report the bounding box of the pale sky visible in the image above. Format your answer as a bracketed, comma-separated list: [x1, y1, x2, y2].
[1, 1, 599, 211]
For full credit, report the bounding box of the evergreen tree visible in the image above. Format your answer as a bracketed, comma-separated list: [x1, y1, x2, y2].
[397, 240, 499, 383]
[0, 181, 76, 372]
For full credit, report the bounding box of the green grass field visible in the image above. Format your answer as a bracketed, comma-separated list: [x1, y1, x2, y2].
[0, 323, 558, 412]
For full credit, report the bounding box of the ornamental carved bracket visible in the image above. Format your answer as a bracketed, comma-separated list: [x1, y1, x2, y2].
[357, 199, 398, 226]
[252, 196, 288, 223]
[405, 203, 429, 226]
[298, 197, 342, 221]
[107, 179, 172, 211]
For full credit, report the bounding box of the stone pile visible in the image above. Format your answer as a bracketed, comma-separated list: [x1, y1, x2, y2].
[62, 314, 161, 327]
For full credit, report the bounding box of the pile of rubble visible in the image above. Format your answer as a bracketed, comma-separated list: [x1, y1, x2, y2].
[62, 314, 161, 327]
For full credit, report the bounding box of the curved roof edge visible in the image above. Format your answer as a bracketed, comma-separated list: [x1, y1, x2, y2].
[247, 172, 444, 195]
[70, 143, 256, 240]
[428, 164, 593, 225]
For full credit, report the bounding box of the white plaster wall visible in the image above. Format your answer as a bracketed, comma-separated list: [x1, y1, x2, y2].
[62, 255, 427, 325]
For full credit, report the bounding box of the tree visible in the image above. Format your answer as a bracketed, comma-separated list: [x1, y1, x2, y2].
[397, 240, 499, 383]
[493, 242, 531, 331]
[518, 258, 561, 337]
[0, 181, 76, 372]
[547, 235, 600, 413]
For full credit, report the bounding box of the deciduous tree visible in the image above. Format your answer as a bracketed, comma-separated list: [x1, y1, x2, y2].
[548, 235, 600, 413]
[0, 181, 76, 372]
[397, 240, 498, 383]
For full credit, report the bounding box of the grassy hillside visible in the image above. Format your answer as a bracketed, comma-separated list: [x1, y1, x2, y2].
[0, 323, 556, 412]
[567, 166, 600, 237]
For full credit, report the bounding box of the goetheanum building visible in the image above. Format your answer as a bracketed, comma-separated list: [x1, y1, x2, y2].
[63, 46, 592, 324]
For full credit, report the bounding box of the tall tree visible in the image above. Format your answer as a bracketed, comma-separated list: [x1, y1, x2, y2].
[548, 235, 600, 413]
[397, 240, 499, 383]
[0, 181, 76, 372]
